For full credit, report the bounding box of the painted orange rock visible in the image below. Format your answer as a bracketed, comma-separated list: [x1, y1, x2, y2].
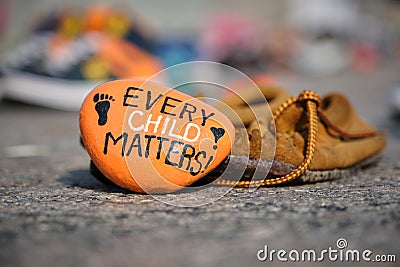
[80, 79, 235, 194]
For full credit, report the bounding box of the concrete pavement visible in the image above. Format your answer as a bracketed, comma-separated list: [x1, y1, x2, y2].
[0, 65, 399, 267]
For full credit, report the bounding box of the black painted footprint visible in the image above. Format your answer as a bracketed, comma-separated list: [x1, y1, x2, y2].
[93, 93, 115, 126]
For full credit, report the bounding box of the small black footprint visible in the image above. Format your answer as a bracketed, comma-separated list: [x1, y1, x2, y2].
[93, 93, 115, 126]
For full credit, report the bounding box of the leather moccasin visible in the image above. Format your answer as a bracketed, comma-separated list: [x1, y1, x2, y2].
[211, 84, 386, 187]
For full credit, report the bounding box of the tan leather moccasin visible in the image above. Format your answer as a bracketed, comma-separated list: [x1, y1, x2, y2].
[211, 84, 387, 187]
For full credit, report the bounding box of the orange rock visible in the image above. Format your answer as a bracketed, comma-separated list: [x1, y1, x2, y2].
[80, 80, 235, 193]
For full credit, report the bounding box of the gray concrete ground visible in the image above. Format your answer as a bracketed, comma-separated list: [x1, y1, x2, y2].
[0, 65, 399, 267]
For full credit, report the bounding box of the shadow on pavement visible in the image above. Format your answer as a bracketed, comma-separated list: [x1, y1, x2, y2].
[58, 168, 225, 196]
[57, 169, 134, 194]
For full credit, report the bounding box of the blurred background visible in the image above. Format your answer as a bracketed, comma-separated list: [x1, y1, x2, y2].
[1, 0, 399, 113]
[0, 0, 399, 134]
[1, 0, 399, 79]
[0, 0, 399, 132]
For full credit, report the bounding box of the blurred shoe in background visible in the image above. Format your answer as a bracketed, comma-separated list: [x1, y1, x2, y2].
[1, 4, 161, 111]
[198, 13, 266, 73]
[292, 32, 348, 76]
[33, 4, 155, 53]
[83, 4, 156, 52]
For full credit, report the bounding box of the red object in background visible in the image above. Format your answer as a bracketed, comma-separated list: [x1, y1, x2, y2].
[349, 42, 380, 74]
[198, 13, 265, 70]
[247, 74, 277, 86]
